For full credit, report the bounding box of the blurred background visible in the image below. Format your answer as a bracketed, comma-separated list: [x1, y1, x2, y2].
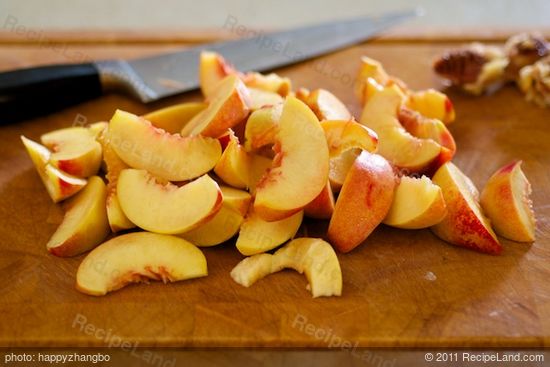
[2, 0, 549, 30]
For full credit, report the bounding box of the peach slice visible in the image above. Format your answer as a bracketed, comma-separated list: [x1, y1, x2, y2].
[182, 186, 251, 246]
[328, 151, 396, 253]
[199, 51, 237, 99]
[106, 193, 133, 233]
[354, 56, 407, 104]
[254, 97, 329, 221]
[304, 180, 335, 219]
[243, 104, 282, 152]
[109, 109, 221, 181]
[236, 207, 303, 256]
[243, 72, 291, 96]
[117, 169, 222, 234]
[354, 56, 390, 104]
[40, 127, 102, 178]
[355, 57, 455, 123]
[321, 119, 378, 157]
[143, 102, 207, 134]
[214, 130, 251, 189]
[199, 51, 290, 96]
[304, 89, 352, 121]
[295, 87, 310, 101]
[431, 162, 502, 254]
[231, 237, 342, 298]
[98, 131, 135, 232]
[220, 185, 252, 217]
[328, 148, 360, 192]
[230, 253, 274, 287]
[87, 121, 108, 137]
[406, 89, 455, 125]
[248, 154, 273, 195]
[46, 176, 109, 257]
[181, 75, 251, 138]
[248, 87, 284, 110]
[355, 57, 389, 93]
[199, 51, 291, 98]
[480, 161, 536, 242]
[356, 77, 385, 106]
[21, 136, 87, 203]
[76, 232, 207, 296]
[383, 175, 447, 229]
[398, 107, 456, 156]
[360, 85, 447, 173]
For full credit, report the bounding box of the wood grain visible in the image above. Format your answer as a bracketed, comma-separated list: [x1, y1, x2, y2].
[0, 35, 549, 348]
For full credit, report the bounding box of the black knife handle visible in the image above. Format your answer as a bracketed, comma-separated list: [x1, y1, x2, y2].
[0, 63, 102, 124]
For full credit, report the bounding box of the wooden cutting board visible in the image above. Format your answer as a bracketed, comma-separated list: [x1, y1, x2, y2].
[0, 29, 549, 348]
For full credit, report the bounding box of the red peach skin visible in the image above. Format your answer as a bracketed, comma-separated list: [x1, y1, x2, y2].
[328, 151, 396, 252]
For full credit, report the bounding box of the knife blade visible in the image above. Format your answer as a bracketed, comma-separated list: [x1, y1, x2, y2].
[0, 9, 419, 123]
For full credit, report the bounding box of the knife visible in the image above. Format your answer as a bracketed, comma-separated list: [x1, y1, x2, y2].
[0, 9, 419, 124]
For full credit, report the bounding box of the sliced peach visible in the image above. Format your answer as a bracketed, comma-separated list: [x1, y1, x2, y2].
[243, 72, 291, 96]
[243, 104, 282, 152]
[106, 194, 133, 233]
[221, 185, 252, 216]
[480, 161, 536, 242]
[248, 87, 284, 110]
[248, 154, 273, 195]
[328, 151, 396, 253]
[143, 102, 207, 134]
[214, 130, 251, 189]
[181, 75, 251, 138]
[360, 85, 448, 173]
[21, 136, 87, 203]
[398, 107, 456, 156]
[117, 169, 222, 234]
[431, 162, 502, 254]
[42, 167, 87, 202]
[98, 131, 135, 232]
[354, 57, 407, 104]
[295, 87, 310, 102]
[383, 175, 447, 229]
[231, 238, 342, 298]
[109, 109, 221, 181]
[254, 97, 329, 221]
[328, 148, 360, 192]
[182, 186, 251, 246]
[406, 89, 455, 124]
[199, 51, 237, 99]
[76, 232, 207, 296]
[230, 253, 274, 287]
[220, 185, 252, 217]
[321, 119, 378, 157]
[87, 121, 108, 138]
[46, 176, 109, 257]
[304, 89, 352, 121]
[354, 56, 390, 104]
[199, 51, 290, 98]
[40, 127, 102, 178]
[236, 207, 303, 256]
[357, 77, 385, 106]
[304, 181, 335, 219]
[273, 237, 342, 297]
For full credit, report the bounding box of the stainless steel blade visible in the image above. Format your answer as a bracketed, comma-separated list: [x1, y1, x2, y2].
[95, 9, 419, 103]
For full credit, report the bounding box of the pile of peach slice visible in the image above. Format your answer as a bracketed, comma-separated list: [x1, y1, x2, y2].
[21, 52, 536, 297]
